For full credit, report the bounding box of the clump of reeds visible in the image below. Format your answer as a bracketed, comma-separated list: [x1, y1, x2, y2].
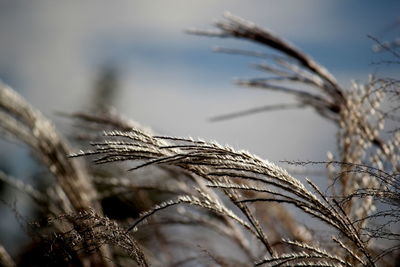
[0, 12, 399, 267]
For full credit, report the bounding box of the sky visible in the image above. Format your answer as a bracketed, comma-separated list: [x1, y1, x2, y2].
[0, 1, 398, 162]
[0, 0, 399, 177]
[0, 0, 399, 254]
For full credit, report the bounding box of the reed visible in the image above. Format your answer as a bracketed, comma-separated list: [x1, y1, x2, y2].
[0, 13, 398, 266]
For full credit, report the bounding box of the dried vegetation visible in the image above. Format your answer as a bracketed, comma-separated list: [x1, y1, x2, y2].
[0, 13, 399, 266]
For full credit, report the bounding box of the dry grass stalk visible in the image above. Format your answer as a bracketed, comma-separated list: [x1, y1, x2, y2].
[0, 12, 398, 267]
[0, 83, 97, 212]
[0, 84, 115, 266]
[71, 126, 377, 265]
[0, 244, 15, 267]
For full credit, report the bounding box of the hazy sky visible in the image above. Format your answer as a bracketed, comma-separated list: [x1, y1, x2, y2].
[0, 0, 399, 163]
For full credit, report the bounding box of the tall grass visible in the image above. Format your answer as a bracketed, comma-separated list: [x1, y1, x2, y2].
[0, 13, 399, 266]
